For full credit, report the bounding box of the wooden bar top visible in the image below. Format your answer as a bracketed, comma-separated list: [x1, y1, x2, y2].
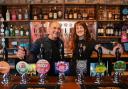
[0, 75, 128, 89]
[0, 52, 128, 59]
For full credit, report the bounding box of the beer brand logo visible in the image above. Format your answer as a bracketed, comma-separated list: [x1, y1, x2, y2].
[16, 61, 29, 74]
[36, 59, 50, 74]
[55, 61, 69, 72]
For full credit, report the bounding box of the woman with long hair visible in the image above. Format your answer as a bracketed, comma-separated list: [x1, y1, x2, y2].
[71, 21, 123, 76]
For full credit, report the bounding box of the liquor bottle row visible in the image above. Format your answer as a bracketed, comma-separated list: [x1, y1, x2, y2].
[98, 6, 120, 21]
[0, 24, 30, 37]
[64, 7, 95, 20]
[4, 8, 29, 21]
[32, 6, 63, 20]
[0, 5, 128, 21]
[97, 23, 128, 37]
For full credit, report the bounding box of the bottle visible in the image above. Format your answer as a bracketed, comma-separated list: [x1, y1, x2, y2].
[53, 6, 57, 19]
[11, 10, 17, 20]
[18, 9, 22, 20]
[6, 9, 10, 21]
[64, 9, 68, 19]
[33, 9, 38, 20]
[49, 8, 53, 19]
[77, 9, 82, 20]
[82, 9, 88, 20]
[43, 9, 48, 20]
[114, 23, 118, 36]
[68, 8, 73, 19]
[2, 38, 8, 61]
[106, 23, 111, 36]
[25, 29, 29, 36]
[73, 8, 77, 19]
[97, 24, 104, 36]
[10, 25, 14, 36]
[57, 8, 62, 19]
[4, 27, 10, 36]
[24, 9, 29, 20]
[110, 23, 114, 36]
[20, 26, 24, 36]
[108, 11, 113, 20]
[0, 10, 3, 20]
[0, 23, 4, 36]
[15, 27, 19, 36]
[38, 9, 43, 20]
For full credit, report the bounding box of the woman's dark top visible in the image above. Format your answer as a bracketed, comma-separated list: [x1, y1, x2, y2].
[72, 38, 97, 76]
[73, 38, 97, 61]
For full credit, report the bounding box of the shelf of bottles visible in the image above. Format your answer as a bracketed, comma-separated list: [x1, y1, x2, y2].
[4, 5, 29, 21]
[96, 4, 128, 43]
[97, 5, 120, 21]
[30, 4, 63, 20]
[0, 22, 30, 54]
[64, 4, 96, 20]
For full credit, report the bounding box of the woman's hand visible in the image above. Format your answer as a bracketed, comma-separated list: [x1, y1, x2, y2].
[16, 46, 26, 60]
[112, 43, 124, 55]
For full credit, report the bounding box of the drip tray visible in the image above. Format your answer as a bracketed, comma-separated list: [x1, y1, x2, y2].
[12, 84, 60, 89]
[80, 84, 128, 89]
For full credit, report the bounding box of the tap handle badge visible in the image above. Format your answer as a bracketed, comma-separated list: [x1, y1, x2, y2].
[36, 59, 50, 74]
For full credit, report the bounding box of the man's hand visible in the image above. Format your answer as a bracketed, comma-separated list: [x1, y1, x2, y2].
[16, 46, 26, 60]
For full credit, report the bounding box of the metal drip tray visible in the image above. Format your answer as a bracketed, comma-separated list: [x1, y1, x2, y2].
[12, 84, 60, 89]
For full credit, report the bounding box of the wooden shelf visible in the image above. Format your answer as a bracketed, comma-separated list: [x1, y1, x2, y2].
[30, 3, 63, 5]
[97, 20, 122, 22]
[98, 36, 121, 38]
[2, 52, 127, 59]
[0, 36, 29, 39]
[5, 20, 30, 22]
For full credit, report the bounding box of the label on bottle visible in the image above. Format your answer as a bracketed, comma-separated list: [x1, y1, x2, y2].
[6, 10, 10, 21]
[12, 14, 16, 20]
[73, 13, 77, 19]
[24, 14, 28, 20]
[26, 31, 29, 36]
[18, 14, 22, 20]
[49, 12, 53, 19]
[54, 13, 57, 19]
[20, 31, 24, 36]
[58, 11, 62, 18]
[15, 30, 19, 36]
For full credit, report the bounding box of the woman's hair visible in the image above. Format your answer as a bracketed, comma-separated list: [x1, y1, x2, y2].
[72, 21, 91, 50]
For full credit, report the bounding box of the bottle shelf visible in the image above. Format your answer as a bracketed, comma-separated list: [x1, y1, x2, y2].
[97, 36, 121, 39]
[0, 36, 29, 39]
[5, 20, 30, 22]
[97, 20, 122, 22]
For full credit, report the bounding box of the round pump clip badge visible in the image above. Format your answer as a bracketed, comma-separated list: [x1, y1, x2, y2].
[114, 61, 126, 73]
[36, 59, 50, 74]
[77, 60, 87, 71]
[0, 61, 10, 74]
[55, 61, 69, 73]
[16, 61, 29, 74]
